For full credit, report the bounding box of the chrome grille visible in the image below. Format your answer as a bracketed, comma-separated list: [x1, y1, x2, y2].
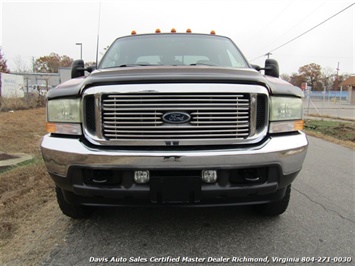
[101, 93, 250, 141]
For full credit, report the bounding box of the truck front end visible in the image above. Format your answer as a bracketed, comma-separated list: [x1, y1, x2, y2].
[41, 32, 308, 218]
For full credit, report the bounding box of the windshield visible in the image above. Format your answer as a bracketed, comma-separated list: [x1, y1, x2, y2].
[99, 34, 249, 69]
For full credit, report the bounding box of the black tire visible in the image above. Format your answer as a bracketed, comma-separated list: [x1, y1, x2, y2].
[55, 186, 93, 219]
[254, 185, 291, 216]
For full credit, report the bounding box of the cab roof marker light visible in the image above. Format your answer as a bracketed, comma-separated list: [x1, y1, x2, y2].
[186, 28, 192, 33]
[155, 28, 161, 33]
[171, 28, 176, 33]
[131, 30, 137, 35]
[210, 30, 216, 34]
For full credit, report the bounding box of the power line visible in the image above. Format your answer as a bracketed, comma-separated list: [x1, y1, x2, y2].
[244, 0, 295, 44]
[250, 2, 355, 62]
[258, 0, 327, 54]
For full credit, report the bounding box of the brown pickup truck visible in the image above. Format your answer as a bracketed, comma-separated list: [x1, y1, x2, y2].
[41, 31, 308, 218]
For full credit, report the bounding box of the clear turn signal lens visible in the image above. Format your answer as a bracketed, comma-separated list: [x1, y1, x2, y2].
[269, 120, 304, 133]
[46, 122, 82, 135]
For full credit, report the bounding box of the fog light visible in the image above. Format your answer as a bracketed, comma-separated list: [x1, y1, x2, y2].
[134, 170, 150, 184]
[201, 170, 217, 183]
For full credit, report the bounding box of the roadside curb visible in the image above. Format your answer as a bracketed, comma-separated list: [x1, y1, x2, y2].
[304, 115, 355, 123]
[0, 153, 34, 169]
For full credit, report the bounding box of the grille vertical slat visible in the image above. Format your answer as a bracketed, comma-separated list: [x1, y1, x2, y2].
[256, 94, 267, 130]
[84, 95, 96, 134]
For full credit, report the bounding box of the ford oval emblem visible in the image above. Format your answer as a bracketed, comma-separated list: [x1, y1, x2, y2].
[162, 112, 191, 124]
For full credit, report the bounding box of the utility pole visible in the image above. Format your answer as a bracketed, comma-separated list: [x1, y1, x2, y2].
[76, 43, 83, 60]
[336, 62, 342, 102]
[32, 57, 35, 73]
[265, 52, 272, 59]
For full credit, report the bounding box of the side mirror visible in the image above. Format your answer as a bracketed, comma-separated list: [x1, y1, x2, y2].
[251, 64, 261, 71]
[86, 65, 96, 73]
[264, 59, 279, 78]
[71, 59, 85, 78]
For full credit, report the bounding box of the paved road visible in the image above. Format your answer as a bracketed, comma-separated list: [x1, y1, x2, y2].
[42, 136, 354, 265]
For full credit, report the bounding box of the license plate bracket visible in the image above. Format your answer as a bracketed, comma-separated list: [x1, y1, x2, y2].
[150, 176, 201, 203]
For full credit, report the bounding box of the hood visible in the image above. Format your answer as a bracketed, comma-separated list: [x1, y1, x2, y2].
[264, 75, 304, 98]
[48, 66, 302, 99]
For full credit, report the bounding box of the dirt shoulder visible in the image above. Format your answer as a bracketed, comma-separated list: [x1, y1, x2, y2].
[0, 198, 70, 264]
[0, 108, 70, 264]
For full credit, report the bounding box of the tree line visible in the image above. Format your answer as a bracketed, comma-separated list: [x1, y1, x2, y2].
[0, 48, 350, 91]
[281, 63, 349, 91]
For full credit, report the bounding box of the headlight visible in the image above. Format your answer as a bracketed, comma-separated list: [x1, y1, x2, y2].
[47, 99, 82, 135]
[269, 97, 303, 121]
[47, 99, 81, 122]
[269, 97, 304, 133]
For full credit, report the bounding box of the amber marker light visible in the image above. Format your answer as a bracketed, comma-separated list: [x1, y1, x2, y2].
[294, 120, 305, 131]
[46, 122, 57, 133]
[131, 30, 137, 35]
[171, 28, 176, 33]
[186, 28, 192, 33]
[155, 28, 161, 33]
[210, 30, 216, 34]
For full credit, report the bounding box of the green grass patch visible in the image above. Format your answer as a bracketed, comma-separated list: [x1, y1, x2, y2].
[304, 120, 355, 142]
[0, 156, 42, 174]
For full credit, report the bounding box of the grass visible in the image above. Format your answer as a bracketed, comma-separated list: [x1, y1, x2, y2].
[0, 157, 37, 174]
[0, 95, 45, 112]
[0, 108, 53, 245]
[304, 119, 355, 142]
[304, 119, 355, 149]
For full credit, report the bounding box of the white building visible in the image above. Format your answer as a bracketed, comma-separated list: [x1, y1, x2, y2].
[0, 73, 25, 98]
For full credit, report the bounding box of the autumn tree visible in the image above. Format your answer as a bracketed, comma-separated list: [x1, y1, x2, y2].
[289, 72, 304, 88]
[280, 73, 291, 83]
[0, 48, 10, 73]
[286, 63, 350, 91]
[298, 63, 323, 91]
[34, 53, 73, 73]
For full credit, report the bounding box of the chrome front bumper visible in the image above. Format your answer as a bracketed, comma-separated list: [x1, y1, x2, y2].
[41, 132, 308, 178]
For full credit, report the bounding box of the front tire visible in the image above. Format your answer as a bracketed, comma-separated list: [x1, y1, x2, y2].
[254, 185, 291, 216]
[55, 186, 93, 219]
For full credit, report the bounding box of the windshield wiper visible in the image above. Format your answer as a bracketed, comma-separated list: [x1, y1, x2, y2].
[190, 62, 217, 66]
[119, 63, 159, 67]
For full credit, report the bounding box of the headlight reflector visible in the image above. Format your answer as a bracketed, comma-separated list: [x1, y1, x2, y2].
[47, 99, 81, 123]
[269, 97, 303, 121]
